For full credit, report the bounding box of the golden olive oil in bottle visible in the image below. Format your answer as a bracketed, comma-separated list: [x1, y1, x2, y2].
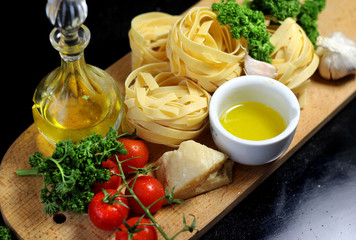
[33, 0, 123, 144]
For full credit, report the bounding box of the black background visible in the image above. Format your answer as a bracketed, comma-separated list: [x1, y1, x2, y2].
[1, 0, 356, 239]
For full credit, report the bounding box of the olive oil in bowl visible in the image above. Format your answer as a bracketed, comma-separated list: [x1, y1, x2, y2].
[219, 101, 286, 141]
[209, 75, 300, 165]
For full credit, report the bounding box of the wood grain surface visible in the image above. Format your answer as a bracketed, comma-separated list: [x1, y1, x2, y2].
[1, 0, 356, 239]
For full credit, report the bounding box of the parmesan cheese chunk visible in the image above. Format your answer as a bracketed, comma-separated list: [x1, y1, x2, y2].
[155, 140, 233, 199]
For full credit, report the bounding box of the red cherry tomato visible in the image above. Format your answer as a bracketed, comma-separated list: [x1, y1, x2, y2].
[125, 176, 165, 215]
[112, 139, 149, 174]
[88, 189, 129, 231]
[92, 159, 121, 195]
[116, 217, 157, 240]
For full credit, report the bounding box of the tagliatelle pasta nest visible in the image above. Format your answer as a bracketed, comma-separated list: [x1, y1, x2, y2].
[122, 62, 211, 147]
[270, 18, 319, 107]
[129, 12, 180, 70]
[166, 7, 248, 92]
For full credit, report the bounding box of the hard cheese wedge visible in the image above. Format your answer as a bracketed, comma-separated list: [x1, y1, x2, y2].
[155, 140, 234, 199]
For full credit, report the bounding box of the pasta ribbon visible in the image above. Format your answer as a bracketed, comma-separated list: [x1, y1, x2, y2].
[166, 7, 248, 92]
[122, 62, 211, 147]
[270, 18, 319, 107]
[129, 12, 180, 70]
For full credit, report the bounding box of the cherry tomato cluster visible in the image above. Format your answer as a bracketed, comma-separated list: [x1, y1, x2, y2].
[88, 138, 163, 240]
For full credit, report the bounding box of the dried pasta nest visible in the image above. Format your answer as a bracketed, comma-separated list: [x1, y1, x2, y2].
[129, 12, 180, 70]
[166, 7, 248, 92]
[269, 18, 319, 107]
[122, 62, 211, 147]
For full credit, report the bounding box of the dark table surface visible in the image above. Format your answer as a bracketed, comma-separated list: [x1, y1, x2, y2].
[1, 0, 356, 239]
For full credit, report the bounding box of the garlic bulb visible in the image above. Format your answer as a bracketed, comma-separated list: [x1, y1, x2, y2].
[316, 32, 356, 80]
[244, 54, 278, 78]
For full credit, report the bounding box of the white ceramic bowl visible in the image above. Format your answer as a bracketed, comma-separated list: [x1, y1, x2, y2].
[209, 75, 300, 165]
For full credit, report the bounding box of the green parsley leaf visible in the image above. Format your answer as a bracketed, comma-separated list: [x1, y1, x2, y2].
[212, 0, 275, 63]
[18, 127, 127, 214]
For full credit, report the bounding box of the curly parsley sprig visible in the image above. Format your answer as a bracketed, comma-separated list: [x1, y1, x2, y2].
[212, 0, 275, 63]
[16, 127, 127, 214]
[246, 0, 326, 48]
[0, 226, 12, 240]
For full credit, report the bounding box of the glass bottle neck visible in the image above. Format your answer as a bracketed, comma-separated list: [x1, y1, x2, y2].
[50, 25, 90, 62]
[58, 54, 96, 100]
[59, 49, 84, 62]
[60, 54, 86, 72]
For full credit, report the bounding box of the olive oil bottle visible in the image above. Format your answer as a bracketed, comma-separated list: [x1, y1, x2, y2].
[33, 0, 123, 144]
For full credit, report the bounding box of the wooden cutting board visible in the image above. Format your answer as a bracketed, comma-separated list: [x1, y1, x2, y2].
[1, 0, 355, 239]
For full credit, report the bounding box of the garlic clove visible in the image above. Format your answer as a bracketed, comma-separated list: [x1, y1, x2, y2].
[317, 32, 356, 80]
[243, 54, 278, 79]
[318, 51, 351, 80]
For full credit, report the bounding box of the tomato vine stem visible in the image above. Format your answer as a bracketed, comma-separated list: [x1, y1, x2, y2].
[113, 155, 198, 239]
[114, 155, 170, 239]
